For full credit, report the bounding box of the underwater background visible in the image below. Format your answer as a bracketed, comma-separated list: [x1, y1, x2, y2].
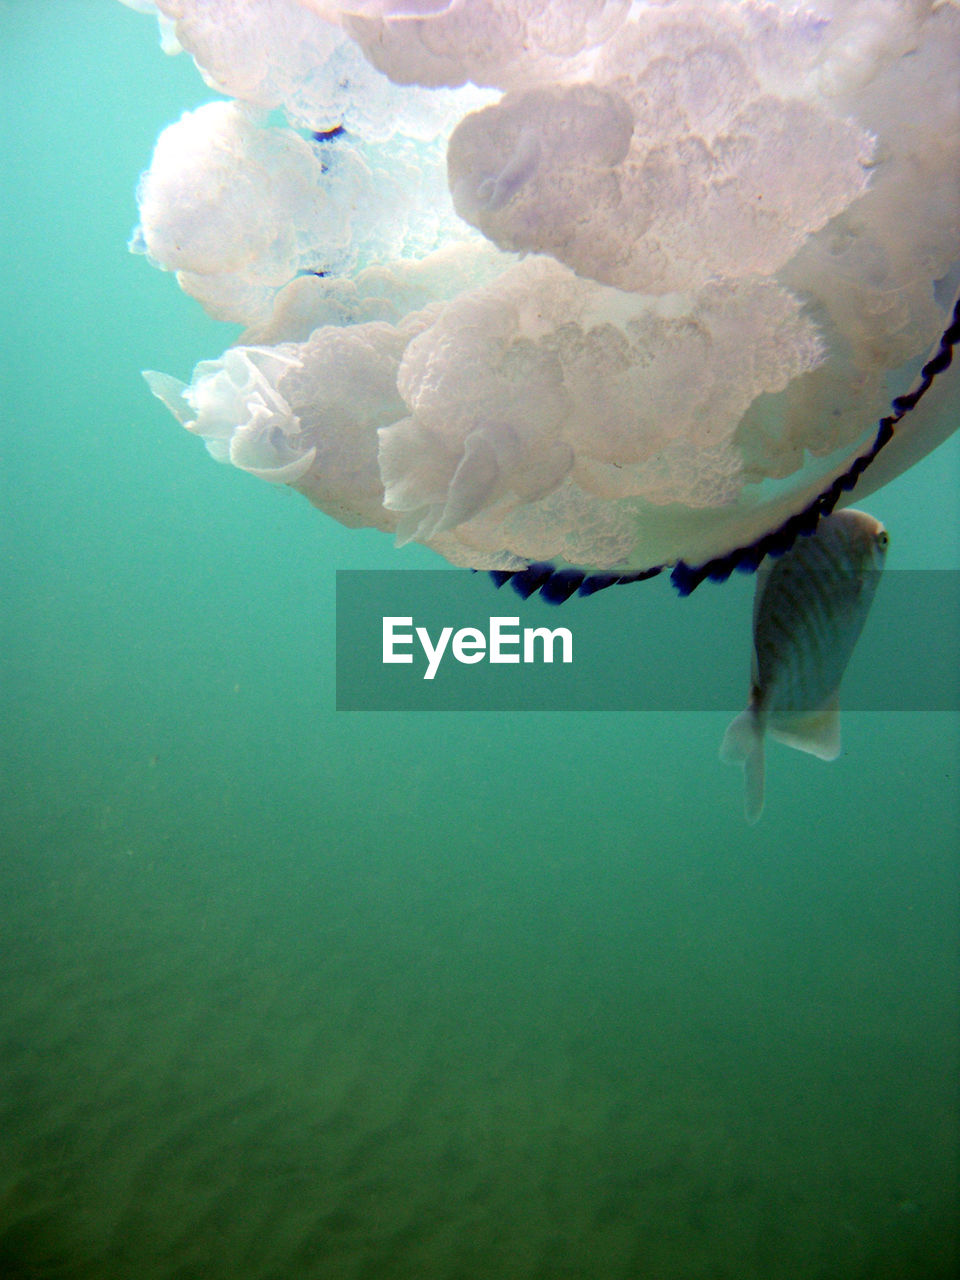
[2, 3, 958, 1277]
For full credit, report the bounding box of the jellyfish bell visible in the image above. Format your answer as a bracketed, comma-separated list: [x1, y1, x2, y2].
[127, 0, 960, 596]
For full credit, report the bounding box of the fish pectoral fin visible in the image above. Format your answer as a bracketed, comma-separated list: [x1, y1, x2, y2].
[720, 708, 765, 824]
[768, 695, 841, 761]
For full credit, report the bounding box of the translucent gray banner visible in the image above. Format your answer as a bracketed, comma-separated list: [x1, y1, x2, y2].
[336, 570, 960, 712]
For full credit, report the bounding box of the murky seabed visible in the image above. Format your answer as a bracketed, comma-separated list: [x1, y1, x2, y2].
[2, 709, 958, 1278]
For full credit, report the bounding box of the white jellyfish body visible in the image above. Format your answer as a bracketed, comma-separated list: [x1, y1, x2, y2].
[127, 0, 960, 587]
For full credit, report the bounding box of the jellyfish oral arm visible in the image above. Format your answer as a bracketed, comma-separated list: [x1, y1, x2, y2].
[125, 0, 960, 591]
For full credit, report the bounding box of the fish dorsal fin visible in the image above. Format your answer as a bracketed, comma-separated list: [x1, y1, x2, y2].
[748, 560, 775, 689]
[768, 693, 841, 761]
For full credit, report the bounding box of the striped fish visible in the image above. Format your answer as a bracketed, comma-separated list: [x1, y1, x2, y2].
[721, 509, 888, 823]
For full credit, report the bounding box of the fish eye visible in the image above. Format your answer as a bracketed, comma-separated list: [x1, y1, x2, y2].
[877, 530, 889, 548]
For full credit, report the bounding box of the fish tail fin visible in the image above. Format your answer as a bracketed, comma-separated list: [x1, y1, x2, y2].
[720, 708, 765, 824]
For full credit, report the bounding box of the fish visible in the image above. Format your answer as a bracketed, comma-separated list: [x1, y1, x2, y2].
[721, 508, 888, 823]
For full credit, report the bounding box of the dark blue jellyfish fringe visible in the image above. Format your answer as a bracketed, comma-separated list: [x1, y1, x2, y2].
[672, 289, 959, 595]
[481, 562, 661, 603]
[485, 293, 960, 603]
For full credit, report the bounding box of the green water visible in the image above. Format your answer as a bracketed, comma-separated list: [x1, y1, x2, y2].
[2, 4, 958, 1277]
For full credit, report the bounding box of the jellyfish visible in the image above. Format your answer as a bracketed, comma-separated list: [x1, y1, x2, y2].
[123, 0, 960, 599]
